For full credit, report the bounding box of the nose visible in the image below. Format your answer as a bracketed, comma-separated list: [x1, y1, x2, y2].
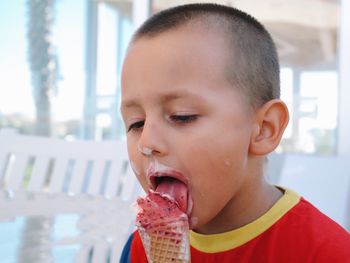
[138, 120, 168, 157]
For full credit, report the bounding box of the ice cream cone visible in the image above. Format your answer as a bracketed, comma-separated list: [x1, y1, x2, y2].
[138, 216, 190, 263]
[136, 191, 191, 263]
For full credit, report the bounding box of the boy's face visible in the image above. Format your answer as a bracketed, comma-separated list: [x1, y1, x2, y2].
[121, 26, 257, 231]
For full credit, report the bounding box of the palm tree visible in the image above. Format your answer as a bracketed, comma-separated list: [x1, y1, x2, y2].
[27, 0, 58, 136]
[17, 0, 58, 262]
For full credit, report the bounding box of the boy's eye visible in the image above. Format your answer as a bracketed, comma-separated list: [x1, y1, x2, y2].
[170, 114, 198, 123]
[127, 120, 144, 132]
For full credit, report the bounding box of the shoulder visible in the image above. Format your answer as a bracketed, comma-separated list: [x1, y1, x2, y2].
[289, 197, 349, 237]
[276, 197, 350, 261]
[299, 198, 350, 259]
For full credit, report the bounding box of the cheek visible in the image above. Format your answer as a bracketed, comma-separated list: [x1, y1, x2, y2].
[181, 141, 236, 197]
[178, 133, 250, 225]
[183, 132, 249, 174]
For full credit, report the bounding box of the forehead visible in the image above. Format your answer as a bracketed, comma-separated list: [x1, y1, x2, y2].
[122, 26, 243, 110]
[121, 25, 233, 92]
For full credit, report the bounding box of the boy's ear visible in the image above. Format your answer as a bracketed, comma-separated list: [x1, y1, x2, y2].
[249, 99, 289, 155]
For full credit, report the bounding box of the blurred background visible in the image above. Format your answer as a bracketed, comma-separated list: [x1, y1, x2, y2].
[0, 0, 349, 262]
[1, 0, 349, 156]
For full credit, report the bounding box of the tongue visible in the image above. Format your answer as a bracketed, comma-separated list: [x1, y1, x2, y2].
[155, 178, 188, 213]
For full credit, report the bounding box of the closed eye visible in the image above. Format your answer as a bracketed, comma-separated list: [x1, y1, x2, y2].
[127, 120, 144, 132]
[170, 114, 198, 123]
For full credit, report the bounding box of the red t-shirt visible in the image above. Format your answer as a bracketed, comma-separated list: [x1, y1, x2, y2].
[122, 189, 350, 262]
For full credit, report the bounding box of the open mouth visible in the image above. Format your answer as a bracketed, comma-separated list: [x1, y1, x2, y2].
[149, 172, 192, 216]
[149, 172, 188, 189]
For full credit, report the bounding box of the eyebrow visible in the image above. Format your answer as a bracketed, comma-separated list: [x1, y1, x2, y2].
[121, 90, 201, 110]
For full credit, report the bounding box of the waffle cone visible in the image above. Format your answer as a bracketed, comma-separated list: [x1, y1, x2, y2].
[138, 216, 191, 263]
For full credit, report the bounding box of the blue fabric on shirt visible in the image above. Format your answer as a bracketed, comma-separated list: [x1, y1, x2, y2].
[119, 233, 133, 263]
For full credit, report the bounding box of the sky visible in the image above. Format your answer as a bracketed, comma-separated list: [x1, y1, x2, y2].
[0, 0, 86, 121]
[0, 1, 33, 117]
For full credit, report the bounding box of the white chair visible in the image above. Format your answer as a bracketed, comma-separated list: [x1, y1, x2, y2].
[0, 129, 142, 262]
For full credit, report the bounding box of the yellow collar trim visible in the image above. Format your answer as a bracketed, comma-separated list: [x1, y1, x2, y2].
[190, 188, 300, 253]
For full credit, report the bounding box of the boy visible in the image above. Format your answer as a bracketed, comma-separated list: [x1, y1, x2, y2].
[120, 3, 350, 262]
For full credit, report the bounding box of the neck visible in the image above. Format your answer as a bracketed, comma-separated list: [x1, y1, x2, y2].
[194, 163, 283, 235]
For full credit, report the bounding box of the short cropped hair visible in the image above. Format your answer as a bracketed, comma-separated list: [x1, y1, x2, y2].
[132, 3, 280, 109]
